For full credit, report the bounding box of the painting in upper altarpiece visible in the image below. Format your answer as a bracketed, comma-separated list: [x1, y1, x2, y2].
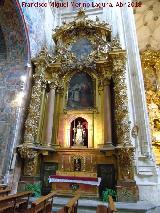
[67, 72, 94, 109]
[70, 38, 93, 61]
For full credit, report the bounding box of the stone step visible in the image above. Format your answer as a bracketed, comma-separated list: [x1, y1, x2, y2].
[52, 207, 95, 213]
[30, 196, 160, 213]
[52, 197, 160, 213]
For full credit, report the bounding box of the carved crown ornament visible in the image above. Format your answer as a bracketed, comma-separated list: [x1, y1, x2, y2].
[50, 8, 113, 73]
[52, 9, 111, 44]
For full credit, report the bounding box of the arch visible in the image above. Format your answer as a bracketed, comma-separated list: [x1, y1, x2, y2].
[70, 117, 88, 147]
[0, 0, 31, 181]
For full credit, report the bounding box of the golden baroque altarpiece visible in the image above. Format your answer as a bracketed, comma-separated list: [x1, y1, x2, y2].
[17, 10, 137, 200]
[141, 50, 160, 165]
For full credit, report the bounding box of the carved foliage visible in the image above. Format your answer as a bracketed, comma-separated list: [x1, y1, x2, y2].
[117, 147, 134, 180]
[24, 65, 45, 145]
[24, 48, 64, 145]
[110, 52, 131, 145]
[51, 10, 111, 74]
[141, 50, 160, 163]
[18, 145, 38, 176]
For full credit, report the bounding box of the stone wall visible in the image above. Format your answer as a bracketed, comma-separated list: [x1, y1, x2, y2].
[19, 0, 57, 57]
[0, 0, 58, 185]
[0, 0, 29, 181]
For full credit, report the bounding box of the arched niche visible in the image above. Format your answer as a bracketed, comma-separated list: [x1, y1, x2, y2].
[70, 117, 88, 147]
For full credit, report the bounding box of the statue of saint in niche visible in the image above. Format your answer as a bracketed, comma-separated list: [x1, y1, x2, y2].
[73, 121, 86, 145]
[67, 72, 94, 109]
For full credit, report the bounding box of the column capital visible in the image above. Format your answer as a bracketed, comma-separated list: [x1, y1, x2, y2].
[48, 72, 64, 91]
[103, 78, 111, 86]
[49, 82, 57, 90]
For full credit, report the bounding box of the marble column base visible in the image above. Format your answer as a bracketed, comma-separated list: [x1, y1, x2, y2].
[98, 142, 115, 150]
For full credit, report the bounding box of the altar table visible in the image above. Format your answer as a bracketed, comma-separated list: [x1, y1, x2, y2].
[49, 175, 101, 197]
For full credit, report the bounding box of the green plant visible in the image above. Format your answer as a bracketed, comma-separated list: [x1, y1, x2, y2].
[102, 188, 117, 202]
[25, 182, 41, 197]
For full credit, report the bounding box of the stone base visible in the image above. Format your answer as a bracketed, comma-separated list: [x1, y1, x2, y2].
[138, 184, 160, 202]
[53, 197, 160, 213]
[98, 143, 115, 151]
[116, 180, 139, 202]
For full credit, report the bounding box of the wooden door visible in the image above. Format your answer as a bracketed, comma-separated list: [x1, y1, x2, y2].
[97, 164, 116, 198]
[41, 162, 58, 195]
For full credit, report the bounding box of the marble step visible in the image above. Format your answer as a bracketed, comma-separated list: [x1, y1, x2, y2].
[30, 196, 160, 213]
[52, 197, 160, 213]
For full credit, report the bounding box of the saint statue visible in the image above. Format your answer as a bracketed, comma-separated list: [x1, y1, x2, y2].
[73, 121, 85, 145]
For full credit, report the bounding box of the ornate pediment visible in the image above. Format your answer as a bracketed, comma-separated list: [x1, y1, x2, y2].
[31, 9, 126, 96]
[49, 9, 112, 73]
[53, 9, 111, 44]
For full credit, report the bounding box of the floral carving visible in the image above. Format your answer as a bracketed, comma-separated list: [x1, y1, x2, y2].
[18, 145, 37, 160]
[141, 50, 160, 164]
[18, 145, 38, 176]
[51, 10, 111, 74]
[117, 147, 134, 180]
[110, 51, 131, 145]
[111, 38, 122, 50]
[24, 67, 44, 145]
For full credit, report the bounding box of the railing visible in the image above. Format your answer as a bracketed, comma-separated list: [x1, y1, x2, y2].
[96, 195, 118, 213]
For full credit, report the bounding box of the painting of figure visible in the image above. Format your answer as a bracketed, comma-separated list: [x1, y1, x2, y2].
[67, 72, 94, 109]
[71, 38, 93, 61]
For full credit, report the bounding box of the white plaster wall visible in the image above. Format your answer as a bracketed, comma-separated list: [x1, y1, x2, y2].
[44, 6, 55, 53]
[138, 184, 160, 202]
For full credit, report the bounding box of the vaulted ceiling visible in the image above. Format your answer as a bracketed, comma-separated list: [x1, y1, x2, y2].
[134, 0, 160, 51]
